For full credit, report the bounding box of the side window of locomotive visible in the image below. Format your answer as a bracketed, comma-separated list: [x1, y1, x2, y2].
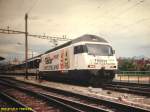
[74, 45, 87, 54]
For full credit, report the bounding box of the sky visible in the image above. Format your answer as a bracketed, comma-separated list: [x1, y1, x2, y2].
[0, 0, 150, 62]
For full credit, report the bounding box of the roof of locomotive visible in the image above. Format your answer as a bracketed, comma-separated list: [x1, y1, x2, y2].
[72, 34, 108, 43]
[45, 34, 108, 54]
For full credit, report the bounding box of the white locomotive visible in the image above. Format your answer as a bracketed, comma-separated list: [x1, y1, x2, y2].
[39, 34, 118, 85]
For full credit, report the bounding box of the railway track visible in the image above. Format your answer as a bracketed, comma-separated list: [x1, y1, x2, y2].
[0, 78, 149, 112]
[0, 92, 34, 112]
[0, 81, 84, 112]
[103, 82, 150, 97]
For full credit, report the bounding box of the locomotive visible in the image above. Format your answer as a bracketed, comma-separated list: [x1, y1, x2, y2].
[39, 34, 118, 85]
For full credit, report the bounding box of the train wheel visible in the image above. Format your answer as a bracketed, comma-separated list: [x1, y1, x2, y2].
[38, 72, 43, 79]
[106, 73, 115, 83]
[89, 76, 101, 87]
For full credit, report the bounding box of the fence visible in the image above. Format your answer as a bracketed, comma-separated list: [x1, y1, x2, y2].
[116, 71, 150, 84]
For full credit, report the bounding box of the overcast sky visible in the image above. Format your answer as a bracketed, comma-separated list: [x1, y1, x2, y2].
[0, 0, 150, 61]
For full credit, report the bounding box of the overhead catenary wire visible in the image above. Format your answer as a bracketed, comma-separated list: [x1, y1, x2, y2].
[0, 28, 71, 42]
[87, 0, 146, 36]
[26, 0, 41, 14]
[13, 0, 40, 30]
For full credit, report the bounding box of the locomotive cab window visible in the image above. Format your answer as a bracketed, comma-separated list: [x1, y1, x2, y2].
[86, 44, 113, 56]
[74, 45, 87, 54]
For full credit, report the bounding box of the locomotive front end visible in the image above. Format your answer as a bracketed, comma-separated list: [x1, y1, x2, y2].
[85, 43, 118, 85]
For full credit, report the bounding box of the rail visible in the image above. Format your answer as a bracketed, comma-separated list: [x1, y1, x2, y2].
[0, 80, 107, 112]
[103, 82, 150, 97]
[1, 78, 149, 112]
[0, 92, 35, 112]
